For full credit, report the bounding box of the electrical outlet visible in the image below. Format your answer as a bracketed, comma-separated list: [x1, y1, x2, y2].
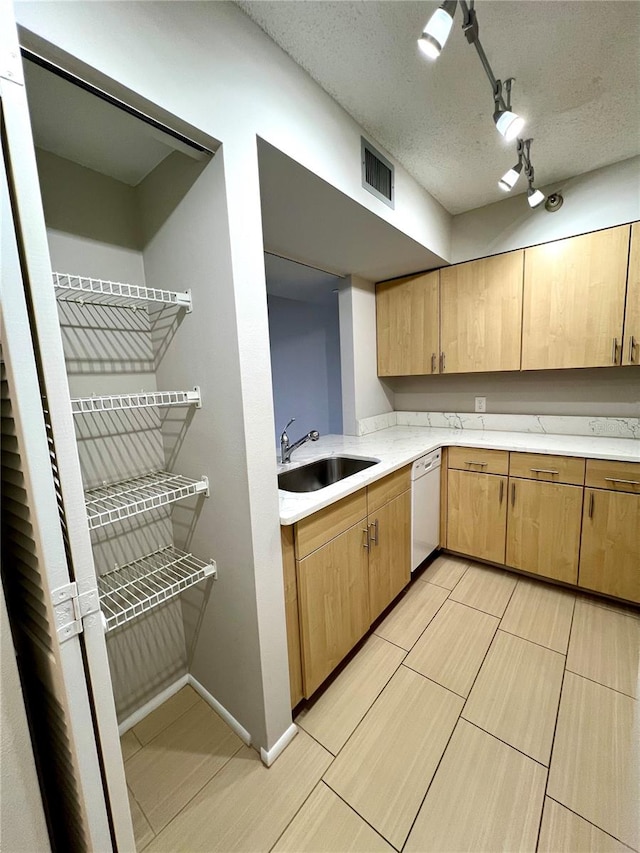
[475, 396, 487, 413]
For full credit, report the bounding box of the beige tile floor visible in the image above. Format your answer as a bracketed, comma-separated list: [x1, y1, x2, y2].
[123, 556, 640, 852]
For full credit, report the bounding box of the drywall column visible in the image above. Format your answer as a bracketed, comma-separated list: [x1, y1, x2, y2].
[140, 142, 291, 754]
[340, 275, 394, 434]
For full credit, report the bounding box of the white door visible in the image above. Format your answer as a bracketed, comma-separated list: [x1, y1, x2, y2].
[0, 7, 134, 851]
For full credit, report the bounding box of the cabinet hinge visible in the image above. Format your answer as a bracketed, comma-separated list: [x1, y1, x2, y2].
[52, 582, 102, 643]
[0, 48, 24, 86]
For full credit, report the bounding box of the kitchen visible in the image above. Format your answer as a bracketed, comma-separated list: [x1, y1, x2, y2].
[1, 1, 638, 852]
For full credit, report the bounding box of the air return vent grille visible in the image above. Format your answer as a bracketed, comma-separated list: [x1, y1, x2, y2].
[361, 138, 394, 208]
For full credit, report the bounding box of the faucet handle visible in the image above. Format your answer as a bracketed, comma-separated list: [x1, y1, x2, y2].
[281, 417, 295, 437]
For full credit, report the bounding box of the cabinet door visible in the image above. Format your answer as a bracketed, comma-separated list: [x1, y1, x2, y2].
[281, 526, 303, 708]
[506, 479, 582, 584]
[579, 489, 640, 603]
[447, 470, 507, 563]
[522, 225, 630, 369]
[376, 271, 439, 376]
[440, 251, 523, 373]
[622, 221, 640, 366]
[368, 490, 411, 622]
[297, 523, 370, 696]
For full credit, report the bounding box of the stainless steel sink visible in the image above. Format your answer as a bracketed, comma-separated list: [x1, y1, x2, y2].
[278, 456, 379, 493]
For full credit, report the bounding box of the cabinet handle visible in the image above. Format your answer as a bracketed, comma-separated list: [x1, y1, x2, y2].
[588, 492, 594, 518]
[467, 461, 488, 467]
[431, 353, 436, 373]
[604, 477, 640, 486]
[530, 468, 559, 475]
[630, 335, 638, 363]
[442, 352, 446, 371]
[511, 482, 516, 507]
[612, 337, 620, 365]
[363, 527, 370, 550]
[370, 519, 379, 545]
[499, 480, 504, 504]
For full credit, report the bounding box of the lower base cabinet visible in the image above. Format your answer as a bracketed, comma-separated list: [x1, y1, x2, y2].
[506, 478, 582, 584]
[579, 489, 640, 603]
[447, 469, 507, 563]
[368, 490, 411, 622]
[297, 522, 370, 697]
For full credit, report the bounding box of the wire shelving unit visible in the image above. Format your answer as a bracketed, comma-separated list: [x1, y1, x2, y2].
[98, 546, 217, 631]
[85, 471, 209, 530]
[71, 388, 202, 415]
[53, 272, 192, 312]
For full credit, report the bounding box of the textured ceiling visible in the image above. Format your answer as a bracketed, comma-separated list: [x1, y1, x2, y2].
[237, 1, 640, 214]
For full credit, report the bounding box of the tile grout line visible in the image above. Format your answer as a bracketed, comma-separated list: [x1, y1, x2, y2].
[376, 589, 451, 655]
[533, 594, 577, 852]
[545, 795, 640, 853]
[398, 578, 519, 852]
[461, 718, 550, 770]
[129, 688, 201, 750]
[267, 779, 332, 852]
[563, 667, 639, 701]
[136, 739, 244, 843]
[399, 662, 468, 700]
[321, 781, 403, 853]
[498, 625, 571, 656]
[295, 723, 338, 758]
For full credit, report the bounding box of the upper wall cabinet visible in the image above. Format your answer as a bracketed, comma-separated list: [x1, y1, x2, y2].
[623, 222, 640, 366]
[522, 224, 631, 370]
[440, 251, 524, 374]
[376, 271, 439, 376]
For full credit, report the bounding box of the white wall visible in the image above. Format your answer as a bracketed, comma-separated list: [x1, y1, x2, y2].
[268, 295, 343, 446]
[340, 275, 394, 435]
[452, 156, 640, 263]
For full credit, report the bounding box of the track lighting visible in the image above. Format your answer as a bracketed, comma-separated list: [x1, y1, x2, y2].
[418, 0, 457, 60]
[498, 160, 522, 192]
[418, 2, 546, 208]
[527, 186, 545, 208]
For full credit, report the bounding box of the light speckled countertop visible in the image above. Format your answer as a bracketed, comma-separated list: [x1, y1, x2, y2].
[278, 426, 639, 525]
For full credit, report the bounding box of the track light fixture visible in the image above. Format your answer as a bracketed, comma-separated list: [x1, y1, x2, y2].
[418, 1, 546, 208]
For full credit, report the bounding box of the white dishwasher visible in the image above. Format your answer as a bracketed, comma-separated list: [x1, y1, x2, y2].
[411, 449, 441, 572]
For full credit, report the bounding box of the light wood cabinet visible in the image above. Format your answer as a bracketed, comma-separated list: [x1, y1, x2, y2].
[281, 526, 303, 708]
[376, 271, 439, 376]
[440, 250, 523, 374]
[522, 225, 631, 370]
[368, 489, 411, 622]
[579, 489, 640, 603]
[508, 452, 585, 485]
[506, 478, 582, 584]
[623, 222, 640, 366]
[448, 446, 509, 476]
[297, 522, 370, 696]
[447, 469, 507, 563]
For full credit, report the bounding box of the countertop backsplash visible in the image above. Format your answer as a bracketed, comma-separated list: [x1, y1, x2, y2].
[357, 412, 640, 439]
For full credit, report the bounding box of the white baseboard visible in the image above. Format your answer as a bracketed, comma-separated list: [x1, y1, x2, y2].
[188, 674, 252, 746]
[260, 723, 298, 767]
[118, 674, 189, 735]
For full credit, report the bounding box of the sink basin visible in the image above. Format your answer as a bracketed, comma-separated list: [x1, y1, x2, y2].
[278, 456, 379, 493]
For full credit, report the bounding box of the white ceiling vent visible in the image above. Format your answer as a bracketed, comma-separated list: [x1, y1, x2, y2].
[361, 138, 394, 208]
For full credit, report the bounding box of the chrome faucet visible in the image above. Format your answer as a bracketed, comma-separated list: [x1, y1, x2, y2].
[280, 418, 320, 464]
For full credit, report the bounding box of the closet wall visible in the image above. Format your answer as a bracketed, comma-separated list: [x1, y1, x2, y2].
[37, 148, 199, 719]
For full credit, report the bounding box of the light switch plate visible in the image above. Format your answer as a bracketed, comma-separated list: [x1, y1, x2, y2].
[475, 396, 487, 413]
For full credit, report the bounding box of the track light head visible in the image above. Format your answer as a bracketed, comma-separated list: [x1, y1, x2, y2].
[498, 160, 523, 192]
[493, 109, 525, 142]
[527, 185, 545, 208]
[418, 0, 457, 60]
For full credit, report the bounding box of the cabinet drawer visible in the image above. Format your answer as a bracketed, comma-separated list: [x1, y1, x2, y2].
[509, 452, 585, 485]
[295, 489, 367, 559]
[367, 465, 411, 514]
[585, 459, 640, 493]
[448, 446, 508, 476]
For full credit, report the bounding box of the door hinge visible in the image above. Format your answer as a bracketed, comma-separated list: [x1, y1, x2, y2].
[52, 582, 102, 643]
[0, 49, 24, 86]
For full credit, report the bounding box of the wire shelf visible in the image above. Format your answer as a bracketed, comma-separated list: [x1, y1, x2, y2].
[53, 272, 192, 312]
[85, 471, 209, 529]
[98, 546, 217, 631]
[71, 388, 202, 415]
